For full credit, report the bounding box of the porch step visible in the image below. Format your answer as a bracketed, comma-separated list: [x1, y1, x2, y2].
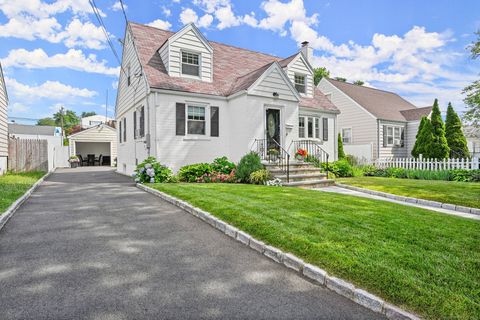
[274, 172, 327, 182]
[269, 167, 322, 175]
[283, 179, 335, 188]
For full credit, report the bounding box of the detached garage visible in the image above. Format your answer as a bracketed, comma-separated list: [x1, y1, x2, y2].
[68, 124, 117, 166]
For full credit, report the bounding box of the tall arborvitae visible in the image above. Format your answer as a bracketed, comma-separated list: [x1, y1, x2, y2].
[445, 103, 470, 158]
[337, 133, 345, 159]
[412, 116, 433, 158]
[429, 99, 450, 159]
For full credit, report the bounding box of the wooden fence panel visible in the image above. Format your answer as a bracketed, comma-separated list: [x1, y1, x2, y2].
[373, 156, 480, 171]
[8, 137, 48, 172]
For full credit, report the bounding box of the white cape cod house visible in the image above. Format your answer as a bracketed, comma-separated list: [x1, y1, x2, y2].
[115, 22, 339, 175]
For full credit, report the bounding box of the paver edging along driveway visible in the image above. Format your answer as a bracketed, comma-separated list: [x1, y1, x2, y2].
[136, 182, 421, 320]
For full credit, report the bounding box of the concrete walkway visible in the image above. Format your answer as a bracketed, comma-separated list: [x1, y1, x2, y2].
[316, 186, 480, 220]
[0, 167, 385, 320]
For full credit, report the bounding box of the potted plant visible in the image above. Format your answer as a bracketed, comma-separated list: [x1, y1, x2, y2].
[69, 155, 80, 168]
[295, 148, 308, 161]
[267, 148, 280, 162]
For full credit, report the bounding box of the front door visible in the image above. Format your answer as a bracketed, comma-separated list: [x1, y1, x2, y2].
[266, 109, 280, 151]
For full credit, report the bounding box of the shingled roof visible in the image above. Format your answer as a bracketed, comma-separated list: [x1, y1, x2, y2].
[129, 22, 337, 112]
[326, 78, 427, 121]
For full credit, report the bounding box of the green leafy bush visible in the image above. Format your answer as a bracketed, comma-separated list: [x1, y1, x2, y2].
[178, 163, 213, 182]
[450, 170, 480, 182]
[366, 168, 480, 182]
[135, 157, 173, 183]
[196, 170, 236, 183]
[362, 165, 377, 176]
[322, 159, 353, 177]
[235, 152, 264, 183]
[211, 156, 236, 174]
[250, 169, 272, 185]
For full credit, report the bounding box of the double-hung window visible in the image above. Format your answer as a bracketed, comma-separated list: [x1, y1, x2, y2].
[187, 106, 206, 135]
[182, 51, 200, 76]
[384, 125, 404, 147]
[294, 74, 306, 94]
[342, 128, 352, 144]
[298, 117, 305, 138]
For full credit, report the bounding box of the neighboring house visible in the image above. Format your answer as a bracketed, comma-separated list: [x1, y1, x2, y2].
[318, 78, 432, 160]
[0, 62, 8, 175]
[464, 126, 480, 158]
[81, 115, 113, 129]
[115, 22, 339, 175]
[8, 124, 68, 170]
[68, 123, 117, 166]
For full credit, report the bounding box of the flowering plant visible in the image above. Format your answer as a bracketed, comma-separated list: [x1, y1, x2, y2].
[196, 170, 236, 183]
[295, 148, 308, 160]
[134, 156, 173, 183]
[266, 178, 283, 186]
[68, 155, 79, 163]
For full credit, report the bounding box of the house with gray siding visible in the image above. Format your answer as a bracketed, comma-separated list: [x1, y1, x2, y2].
[318, 78, 432, 160]
[115, 22, 339, 177]
[0, 62, 8, 174]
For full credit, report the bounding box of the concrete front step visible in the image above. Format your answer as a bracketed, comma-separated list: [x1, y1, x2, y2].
[264, 162, 316, 169]
[269, 167, 323, 175]
[275, 173, 327, 182]
[283, 179, 335, 188]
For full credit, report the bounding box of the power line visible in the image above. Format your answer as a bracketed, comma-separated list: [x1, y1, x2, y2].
[118, 0, 129, 25]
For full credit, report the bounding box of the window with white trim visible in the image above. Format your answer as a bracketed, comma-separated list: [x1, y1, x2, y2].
[298, 117, 305, 138]
[342, 128, 352, 144]
[187, 105, 205, 135]
[182, 51, 200, 76]
[384, 125, 404, 147]
[294, 74, 306, 93]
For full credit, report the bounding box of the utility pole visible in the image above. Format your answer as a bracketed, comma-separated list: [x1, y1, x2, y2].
[60, 106, 65, 138]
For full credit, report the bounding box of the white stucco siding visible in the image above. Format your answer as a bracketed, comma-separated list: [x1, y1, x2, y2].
[169, 29, 212, 82]
[286, 56, 313, 98]
[250, 68, 297, 101]
[0, 71, 8, 160]
[116, 28, 148, 118]
[298, 108, 337, 161]
[318, 78, 378, 159]
[378, 120, 407, 158]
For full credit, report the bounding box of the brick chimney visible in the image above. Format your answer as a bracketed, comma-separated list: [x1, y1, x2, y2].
[300, 41, 313, 62]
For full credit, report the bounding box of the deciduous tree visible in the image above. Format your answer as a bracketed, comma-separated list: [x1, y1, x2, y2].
[313, 67, 330, 85]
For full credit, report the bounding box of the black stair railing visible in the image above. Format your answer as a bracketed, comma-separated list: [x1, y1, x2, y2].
[251, 138, 290, 182]
[290, 140, 329, 177]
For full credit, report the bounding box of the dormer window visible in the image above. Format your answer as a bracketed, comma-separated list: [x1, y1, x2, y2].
[294, 74, 306, 94]
[182, 51, 200, 77]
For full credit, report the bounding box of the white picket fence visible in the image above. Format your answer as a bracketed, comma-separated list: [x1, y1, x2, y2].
[374, 157, 480, 171]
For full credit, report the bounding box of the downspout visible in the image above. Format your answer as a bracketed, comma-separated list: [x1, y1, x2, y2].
[376, 119, 380, 160]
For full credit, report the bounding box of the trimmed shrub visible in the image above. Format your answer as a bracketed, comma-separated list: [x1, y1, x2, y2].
[178, 163, 213, 182]
[235, 152, 264, 183]
[323, 159, 353, 177]
[135, 156, 173, 183]
[338, 133, 345, 159]
[250, 169, 272, 185]
[211, 156, 236, 174]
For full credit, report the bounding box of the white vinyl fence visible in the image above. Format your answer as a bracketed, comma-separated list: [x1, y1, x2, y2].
[374, 157, 480, 171]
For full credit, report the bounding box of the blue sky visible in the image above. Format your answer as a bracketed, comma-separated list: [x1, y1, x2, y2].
[1, 0, 479, 124]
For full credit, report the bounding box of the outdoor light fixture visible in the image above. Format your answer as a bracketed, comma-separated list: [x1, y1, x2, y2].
[273, 92, 279, 97]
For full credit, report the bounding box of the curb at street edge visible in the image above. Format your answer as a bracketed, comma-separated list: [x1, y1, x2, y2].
[137, 182, 421, 320]
[0, 170, 53, 231]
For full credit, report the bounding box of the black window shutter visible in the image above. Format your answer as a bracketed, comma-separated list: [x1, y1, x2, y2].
[400, 127, 405, 147]
[323, 118, 328, 141]
[119, 120, 122, 143]
[211, 106, 219, 137]
[123, 118, 127, 142]
[383, 125, 387, 147]
[176, 103, 186, 136]
[140, 106, 145, 137]
[133, 111, 137, 139]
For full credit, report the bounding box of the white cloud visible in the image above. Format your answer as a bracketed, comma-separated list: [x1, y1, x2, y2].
[179, 8, 198, 25]
[111, 1, 126, 11]
[242, 12, 258, 27]
[258, 0, 317, 34]
[2, 48, 120, 76]
[146, 19, 172, 30]
[198, 14, 213, 28]
[162, 6, 171, 17]
[8, 102, 29, 114]
[0, 0, 107, 49]
[6, 77, 97, 100]
[215, 5, 239, 29]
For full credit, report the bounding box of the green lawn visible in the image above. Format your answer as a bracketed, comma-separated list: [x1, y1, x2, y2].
[0, 171, 45, 214]
[337, 177, 480, 209]
[151, 183, 479, 320]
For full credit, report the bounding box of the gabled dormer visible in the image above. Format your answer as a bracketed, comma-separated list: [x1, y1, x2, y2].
[158, 23, 213, 82]
[282, 44, 314, 98]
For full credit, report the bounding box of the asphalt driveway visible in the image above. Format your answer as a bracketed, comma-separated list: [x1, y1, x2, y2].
[0, 167, 385, 320]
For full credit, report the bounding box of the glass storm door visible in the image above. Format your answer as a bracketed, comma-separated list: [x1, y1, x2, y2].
[266, 109, 280, 151]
